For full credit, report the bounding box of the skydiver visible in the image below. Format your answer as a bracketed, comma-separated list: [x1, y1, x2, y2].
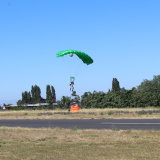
[70, 81, 74, 92]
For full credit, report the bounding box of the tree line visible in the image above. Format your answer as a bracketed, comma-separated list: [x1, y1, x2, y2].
[58, 75, 160, 109]
[80, 75, 160, 108]
[17, 75, 160, 108]
[17, 85, 56, 105]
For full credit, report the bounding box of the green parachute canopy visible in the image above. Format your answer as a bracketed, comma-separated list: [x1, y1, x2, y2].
[56, 50, 93, 65]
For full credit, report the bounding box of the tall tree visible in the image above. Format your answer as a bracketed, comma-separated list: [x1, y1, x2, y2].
[46, 85, 52, 104]
[46, 85, 56, 104]
[112, 78, 120, 92]
[22, 91, 31, 104]
[31, 85, 41, 103]
[51, 86, 56, 103]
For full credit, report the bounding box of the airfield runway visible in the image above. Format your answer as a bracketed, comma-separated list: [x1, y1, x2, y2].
[0, 119, 160, 130]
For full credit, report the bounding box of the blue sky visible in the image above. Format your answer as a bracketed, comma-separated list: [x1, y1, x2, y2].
[0, 0, 160, 105]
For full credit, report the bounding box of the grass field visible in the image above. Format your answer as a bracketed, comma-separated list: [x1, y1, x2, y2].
[0, 127, 160, 160]
[1, 108, 160, 160]
[0, 108, 160, 119]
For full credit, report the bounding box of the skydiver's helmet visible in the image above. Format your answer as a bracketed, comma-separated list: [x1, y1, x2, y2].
[69, 53, 73, 57]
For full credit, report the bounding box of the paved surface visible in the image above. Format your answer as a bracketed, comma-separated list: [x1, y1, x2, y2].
[0, 119, 160, 130]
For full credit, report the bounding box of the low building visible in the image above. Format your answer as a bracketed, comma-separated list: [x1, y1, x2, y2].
[2, 103, 57, 110]
[20, 103, 57, 107]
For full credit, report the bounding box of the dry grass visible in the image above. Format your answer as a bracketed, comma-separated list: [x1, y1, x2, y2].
[0, 108, 160, 119]
[0, 127, 160, 160]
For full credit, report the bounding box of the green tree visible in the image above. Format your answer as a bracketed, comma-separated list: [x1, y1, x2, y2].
[102, 91, 122, 108]
[81, 91, 105, 108]
[31, 85, 41, 103]
[58, 96, 71, 109]
[137, 75, 160, 107]
[112, 78, 120, 92]
[81, 92, 92, 108]
[22, 91, 31, 104]
[51, 86, 56, 103]
[17, 100, 23, 105]
[46, 85, 56, 104]
[46, 85, 52, 104]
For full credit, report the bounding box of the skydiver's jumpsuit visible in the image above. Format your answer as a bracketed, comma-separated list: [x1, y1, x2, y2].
[70, 81, 74, 92]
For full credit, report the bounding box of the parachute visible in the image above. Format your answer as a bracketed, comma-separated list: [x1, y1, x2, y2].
[56, 50, 93, 65]
[56, 49, 93, 98]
